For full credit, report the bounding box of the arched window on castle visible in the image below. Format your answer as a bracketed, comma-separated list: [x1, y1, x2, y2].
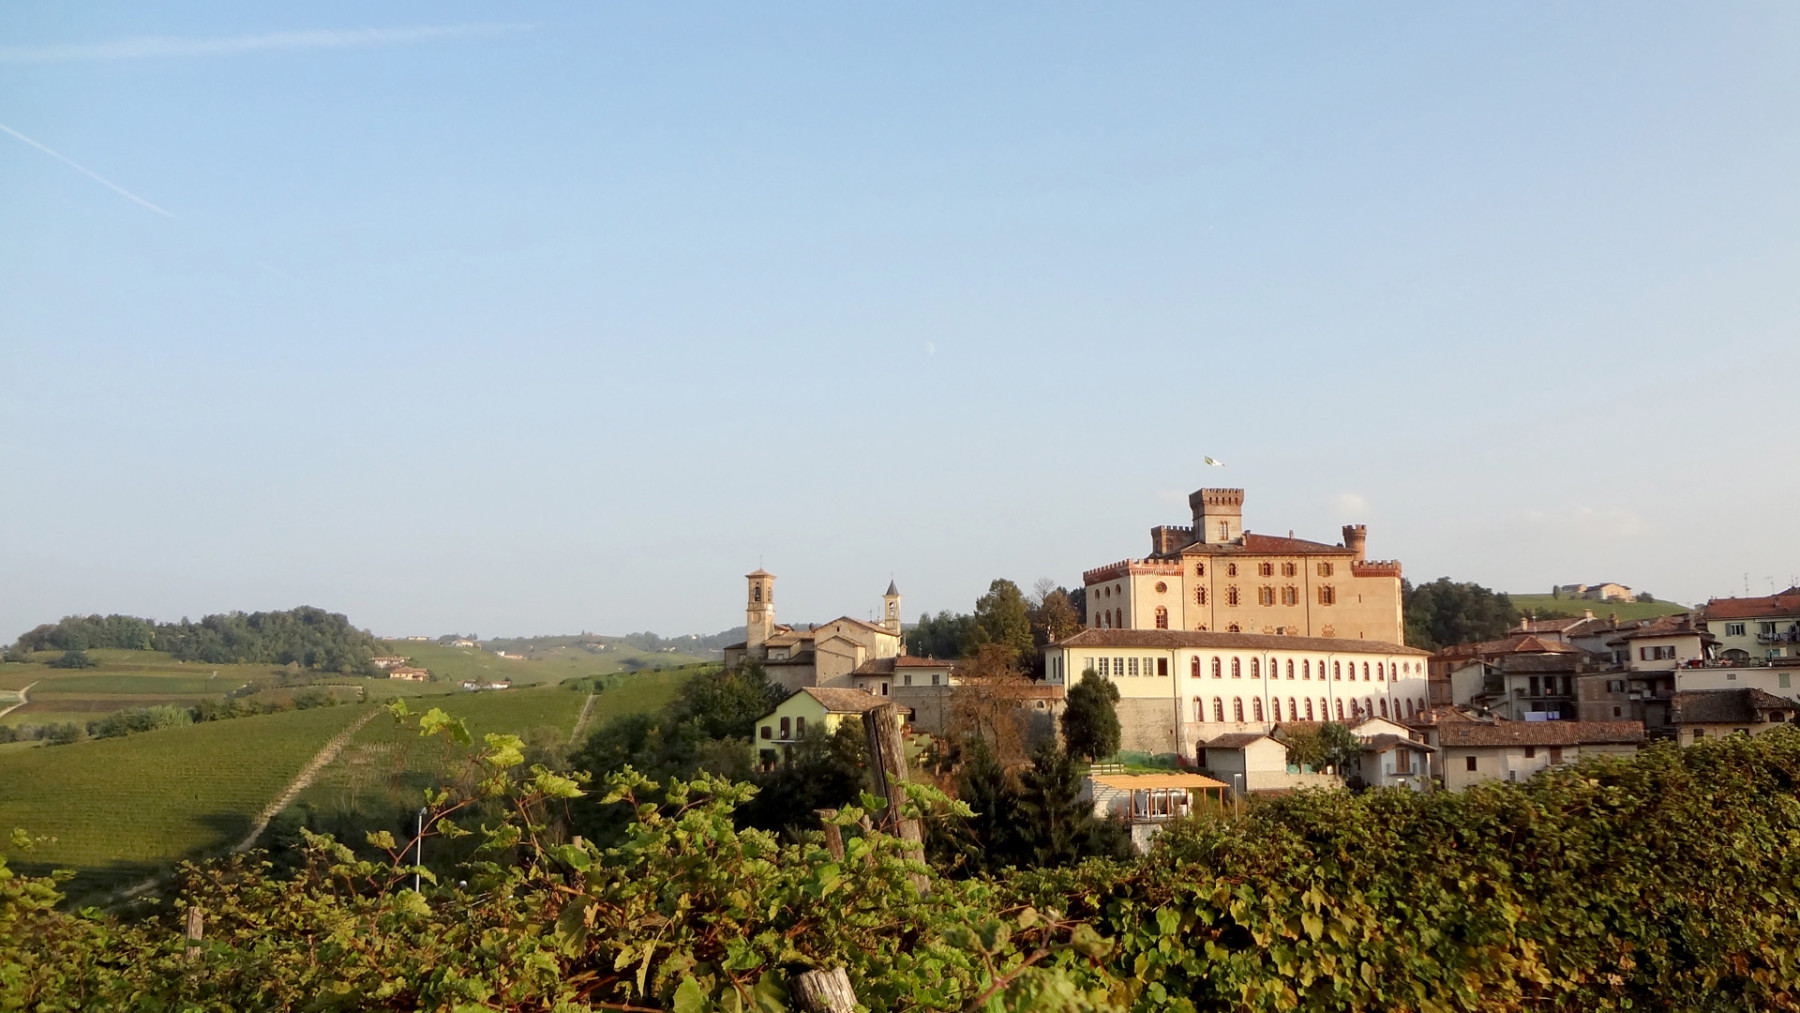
[1302, 659, 1310, 679]
[1250, 658, 1260, 679]
[1227, 587, 1241, 607]
[1252, 698, 1264, 721]
[1258, 562, 1274, 577]
[1363, 663, 1371, 681]
[1282, 586, 1299, 606]
[1377, 663, 1385, 681]
[1258, 586, 1275, 606]
[1154, 606, 1168, 629]
[1271, 698, 1282, 721]
[1334, 700, 1345, 721]
[1231, 657, 1242, 678]
[1282, 562, 1297, 577]
[1195, 562, 1206, 577]
[1213, 698, 1225, 722]
[1333, 661, 1342, 680]
[1212, 657, 1222, 678]
[1289, 697, 1299, 721]
[1305, 698, 1316, 720]
[1194, 697, 1206, 722]
[1318, 585, 1337, 606]
[1286, 659, 1295, 679]
[1190, 657, 1201, 679]
[1195, 588, 1208, 605]
[1233, 698, 1245, 722]
[1226, 563, 1238, 577]
[1380, 699, 1389, 718]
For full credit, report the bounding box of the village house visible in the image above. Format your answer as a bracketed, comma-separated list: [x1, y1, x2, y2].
[750, 686, 899, 770]
[1558, 582, 1635, 602]
[1078, 769, 1229, 853]
[1696, 588, 1800, 664]
[371, 656, 408, 670]
[1079, 487, 1405, 644]
[1669, 689, 1796, 746]
[386, 666, 430, 682]
[1436, 720, 1645, 791]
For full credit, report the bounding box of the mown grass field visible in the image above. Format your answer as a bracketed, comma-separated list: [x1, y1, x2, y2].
[0, 703, 371, 898]
[1509, 593, 1690, 622]
[379, 640, 710, 687]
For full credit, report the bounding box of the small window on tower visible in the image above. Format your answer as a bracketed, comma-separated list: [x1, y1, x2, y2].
[1318, 562, 1334, 577]
[1196, 588, 1208, 605]
[1227, 563, 1239, 577]
[1195, 562, 1206, 576]
[1155, 606, 1169, 629]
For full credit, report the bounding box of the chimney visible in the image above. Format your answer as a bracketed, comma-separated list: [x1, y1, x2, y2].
[1341, 524, 1367, 561]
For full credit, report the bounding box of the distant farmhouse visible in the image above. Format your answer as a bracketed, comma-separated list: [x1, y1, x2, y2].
[1558, 582, 1634, 602]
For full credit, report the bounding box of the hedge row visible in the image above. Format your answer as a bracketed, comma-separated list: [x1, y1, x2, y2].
[2, 714, 1797, 1012]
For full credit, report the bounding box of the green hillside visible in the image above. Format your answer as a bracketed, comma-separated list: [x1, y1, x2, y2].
[0, 665, 699, 903]
[378, 640, 709, 686]
[0, 650, 298, 728]
[0, 703, 369, 897]
[1510, 593, 1690, 623]
[295, 668, 696, 827]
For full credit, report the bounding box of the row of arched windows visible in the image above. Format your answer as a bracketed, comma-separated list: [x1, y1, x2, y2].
[1195, 694, 1431, 724]
[1194, 656, 1418, 681]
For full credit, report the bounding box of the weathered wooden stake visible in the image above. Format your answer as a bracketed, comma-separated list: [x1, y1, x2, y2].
[794, 966, 858, 1013]
[861, 703, 930, 895]
[815, 808, 845, 861]
[183, 905, 205, 960]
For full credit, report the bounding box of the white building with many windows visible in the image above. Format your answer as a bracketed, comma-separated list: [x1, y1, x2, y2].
[1044, 629, 1430, 763]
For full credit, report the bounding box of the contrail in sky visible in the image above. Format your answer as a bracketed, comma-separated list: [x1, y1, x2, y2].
[0, 122, 176, 218]
[0, 24, 527, 64]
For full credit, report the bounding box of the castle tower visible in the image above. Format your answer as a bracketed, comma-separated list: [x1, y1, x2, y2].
[1191, 488, 1245, 545]
[1342, 524, 1367, 561]
[882, 579, 902, 638]
[746, 569, 775, 650]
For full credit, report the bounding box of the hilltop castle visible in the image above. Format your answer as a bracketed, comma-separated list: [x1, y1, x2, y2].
[1081, 487, 1405, 643]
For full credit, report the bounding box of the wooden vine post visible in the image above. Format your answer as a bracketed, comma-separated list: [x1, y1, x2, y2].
[861, 703, 930, 895]
[814, 808, 846, 861]
[794, 967, 859, 1013]
[183, 905, 205, 960]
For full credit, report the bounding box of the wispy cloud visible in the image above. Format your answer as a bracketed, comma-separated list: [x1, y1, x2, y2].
[0, 24, 527, 65]
[0, 122, 175, 217]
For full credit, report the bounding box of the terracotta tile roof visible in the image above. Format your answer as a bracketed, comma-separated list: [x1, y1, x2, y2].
[1437, 720, 1646, 748]
[1605, 616, 1714, 645]
[1055, 629, 1427, 656]
[1671, 689, 1797, 725]
[1406, 706, 1488, 728]
[1201, 732, 1277, 750]
[1162, 533, 1351, 558]
[1699, 595, 1800, 621]
[1363, 733, 1435, 754]
[1435, 634, 1586, 659]
[1497, 653, 1591, 674]
[1090, 772, 1229, 791]
[851, 655, 957, 676]
[815, 616, 898, 636]
[1517, 617, 1588, 633]
[797, 686, 890, 713]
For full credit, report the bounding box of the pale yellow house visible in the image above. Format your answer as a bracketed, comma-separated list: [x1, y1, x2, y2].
[1081, 487, 1404, 644]
[1670, 689, 1795, 746]
[1437, 721, 1644, 791]
[1697, 589, 1800, 663]
[750, 686, 896, 769]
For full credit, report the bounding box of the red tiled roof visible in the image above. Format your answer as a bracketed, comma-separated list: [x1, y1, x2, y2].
[1166, 533, 1351, 557]
[1437, 720, 1645, 748]
[1671, 689, 1797, 725]
[797, 687, 890, 713]
[1201, 732, 1277, 750]
[1699, 595, 1800, 621]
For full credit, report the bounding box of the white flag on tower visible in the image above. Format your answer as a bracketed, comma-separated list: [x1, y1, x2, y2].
[1203, 456, 1225, 467]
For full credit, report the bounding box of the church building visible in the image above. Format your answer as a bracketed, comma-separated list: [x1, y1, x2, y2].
[722, 570, 907, 693]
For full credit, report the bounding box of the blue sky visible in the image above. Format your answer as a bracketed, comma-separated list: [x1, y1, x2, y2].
[3, 3, 1797, 639]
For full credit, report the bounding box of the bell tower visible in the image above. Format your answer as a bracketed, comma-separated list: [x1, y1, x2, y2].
[746, 569, 775, 650]
[882, 579, 902, 637]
